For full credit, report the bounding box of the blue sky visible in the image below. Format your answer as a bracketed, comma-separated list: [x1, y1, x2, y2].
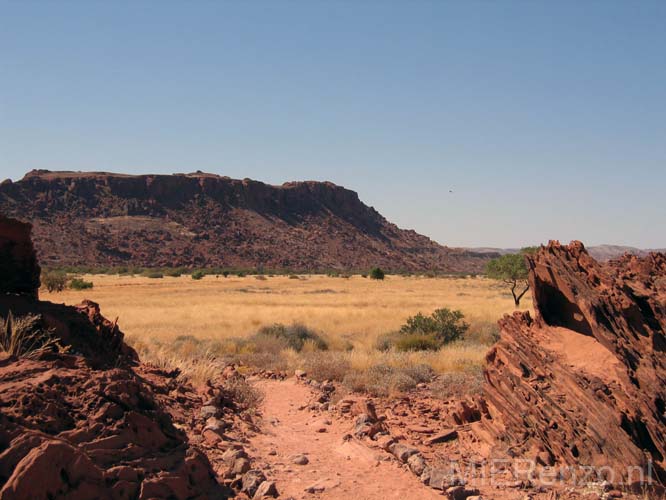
[1, 1, 665, 248]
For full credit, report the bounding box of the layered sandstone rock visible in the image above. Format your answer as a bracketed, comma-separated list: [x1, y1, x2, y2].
[482, 241, 666, 484]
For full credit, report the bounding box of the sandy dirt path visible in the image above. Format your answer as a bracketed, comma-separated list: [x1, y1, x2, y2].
[246, 379, 442, 499]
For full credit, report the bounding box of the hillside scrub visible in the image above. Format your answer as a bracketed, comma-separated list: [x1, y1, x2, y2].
[369, 267, 385, 280]
[191, 270, 206, 280]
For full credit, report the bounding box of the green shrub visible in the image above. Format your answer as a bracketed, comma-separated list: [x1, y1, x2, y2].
[69, 278, 93, 290]
[400, 307, 468, 345]
[254, 323, 328, 352]
[237, 272, 246, 278]
[394, 333, 440, 352]
[369, 267, 385, 280]
[41, 270, 67, 293]
[222, 271, 230, 278]
[191, 270, 206, 280]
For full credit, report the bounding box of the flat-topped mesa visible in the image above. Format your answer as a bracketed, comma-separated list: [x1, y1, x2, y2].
[0, 215, 40, 298]
[0, 170, 492, 272]
[482, 240, 666, 484]
[13, 170, 376, 219]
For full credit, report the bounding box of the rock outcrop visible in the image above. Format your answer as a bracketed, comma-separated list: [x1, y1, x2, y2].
[0, 170, 492, 272]
[0, 216, 236, 498]
[482, 241, 666, 484]
[0, 215, 40, 298]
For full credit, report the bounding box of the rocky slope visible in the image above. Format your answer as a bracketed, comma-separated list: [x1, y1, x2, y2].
[0, 170, 491, 273]
[481, 241, 666, 485]
[0, 216, 274, 499]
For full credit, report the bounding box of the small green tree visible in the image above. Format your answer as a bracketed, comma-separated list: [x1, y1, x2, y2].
[486, 247, 537, 306]
[369, 267, 385, 280]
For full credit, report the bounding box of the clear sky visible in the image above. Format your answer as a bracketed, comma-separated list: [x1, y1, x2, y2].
[1, 1, 665, 248]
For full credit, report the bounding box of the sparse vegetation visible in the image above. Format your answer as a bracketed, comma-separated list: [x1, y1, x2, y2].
[221, 376, 264, 411]
[0, 311, 67, 359]
[255, 323, 328, 352]
[69, 278, 93, 290]
[394, 333, 441, 352]
[342, 362, 434, 396]
[430, 367, 484, 400]
[143, 270, 164, 279]
[41, 270, 67, 292]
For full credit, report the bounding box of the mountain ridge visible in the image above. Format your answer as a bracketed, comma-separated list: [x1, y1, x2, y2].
[0, 170, 493, 272]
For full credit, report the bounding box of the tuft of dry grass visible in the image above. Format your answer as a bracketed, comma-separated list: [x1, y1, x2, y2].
[0, 311, 67, 359]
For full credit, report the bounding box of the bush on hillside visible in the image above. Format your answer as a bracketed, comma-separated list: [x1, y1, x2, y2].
[191, 270, 206, 280]
[369, 267, 385, 280]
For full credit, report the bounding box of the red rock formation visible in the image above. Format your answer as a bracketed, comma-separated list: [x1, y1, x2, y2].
[0, 216, 233, 498]
[0, 215, 40, 298]
[482, 241, 666, 484]
[0, 170, 493, 272]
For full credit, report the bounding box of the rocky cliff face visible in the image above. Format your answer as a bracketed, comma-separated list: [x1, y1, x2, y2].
[482, 241, 666, 484]
[0, 170, 490, 272]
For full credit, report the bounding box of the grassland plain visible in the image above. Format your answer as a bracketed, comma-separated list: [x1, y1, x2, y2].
[41, 274, 529, 392]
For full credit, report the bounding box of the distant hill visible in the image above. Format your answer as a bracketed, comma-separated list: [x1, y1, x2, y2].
[0, 170, 493, 273]
[468, 244, 666, 262]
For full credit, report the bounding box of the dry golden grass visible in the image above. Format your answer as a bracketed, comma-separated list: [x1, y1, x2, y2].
[42, 274, 529, 386]
[42, 274, 523, 344]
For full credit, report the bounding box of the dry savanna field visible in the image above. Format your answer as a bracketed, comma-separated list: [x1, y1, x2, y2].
[42, 273, 528, 394]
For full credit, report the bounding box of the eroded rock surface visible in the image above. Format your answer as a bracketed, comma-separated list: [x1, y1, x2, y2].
[0, 216, 235, 498]
[482, 241, 666, 484]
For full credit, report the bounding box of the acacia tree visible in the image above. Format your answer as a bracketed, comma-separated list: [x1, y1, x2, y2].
[486, 248, 537, 307]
